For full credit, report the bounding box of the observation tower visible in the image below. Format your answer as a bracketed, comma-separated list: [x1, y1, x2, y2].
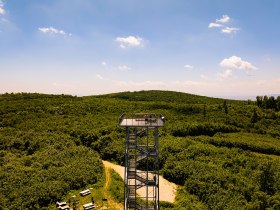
[119, 113, 165, 210]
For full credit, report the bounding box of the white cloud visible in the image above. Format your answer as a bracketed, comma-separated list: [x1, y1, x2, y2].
[220, 56, 257, 71]
[216, 15, 230, 23]
[115, 36, 143, 48]
[0, 7, 4, 16]
[0, 0, 5, 15]
[118, 65, 131, 71]
[208, 23, 223, 28]
[101, 61, 107, 66]
[184, 64, 193, 70]
[217, 69, 233, 80]
[209, 15, 240, 35]
[96, 74, 103, 80]
[221, 27, 239, 34]
[39, 27, 64, 34]
[38, 26, 71, 36]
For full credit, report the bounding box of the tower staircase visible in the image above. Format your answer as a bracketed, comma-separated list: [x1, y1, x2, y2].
[120, 113, 165, 210]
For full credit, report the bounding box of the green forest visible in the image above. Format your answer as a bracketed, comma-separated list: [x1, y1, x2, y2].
[0, 90, 280, 209]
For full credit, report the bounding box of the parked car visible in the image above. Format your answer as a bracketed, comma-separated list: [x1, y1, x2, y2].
[83, 202, 95, 210]
[80, 189, 91, 196]
[56, 201, 70, 210]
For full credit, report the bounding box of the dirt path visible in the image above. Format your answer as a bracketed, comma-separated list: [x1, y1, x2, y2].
[102, 165, 124, 210]
[102, 161, 177, 203]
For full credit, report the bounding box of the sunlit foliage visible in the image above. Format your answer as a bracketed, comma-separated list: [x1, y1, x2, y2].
[0, 91, 280, 209]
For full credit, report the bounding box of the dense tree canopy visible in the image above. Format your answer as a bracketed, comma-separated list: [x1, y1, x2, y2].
[0, 91, 280, 209]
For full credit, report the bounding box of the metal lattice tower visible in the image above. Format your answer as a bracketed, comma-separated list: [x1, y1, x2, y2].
[119, 113, 165, 210]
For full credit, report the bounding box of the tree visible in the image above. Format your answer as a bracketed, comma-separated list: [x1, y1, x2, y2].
[260, 162, 275, 195]
[276, 96, 280, 111]
[268, 96, 276, 109]
[223, 100, 228, 115]
[251, 108, 259, 123]
[256, 96, 263, 108]
[263, 96, 269, 109]
[203, 104, 206, 120]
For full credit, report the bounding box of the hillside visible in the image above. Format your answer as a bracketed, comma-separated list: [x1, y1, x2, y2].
[0, 91, 280, 209]
[96, 90, 242, 104]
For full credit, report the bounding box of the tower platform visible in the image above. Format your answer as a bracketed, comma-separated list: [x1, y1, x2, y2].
[119, 113, 165, 127]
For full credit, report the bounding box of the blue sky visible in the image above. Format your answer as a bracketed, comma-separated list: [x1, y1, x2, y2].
[1, 0, 280, 98]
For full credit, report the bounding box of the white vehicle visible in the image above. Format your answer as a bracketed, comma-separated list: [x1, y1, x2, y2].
[59, 206, 70, 210]
[56, 201, 67, 207]
[80, 189, 91, 196]
[83, 203, 95, 210]
[56, 201, 70, 210]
